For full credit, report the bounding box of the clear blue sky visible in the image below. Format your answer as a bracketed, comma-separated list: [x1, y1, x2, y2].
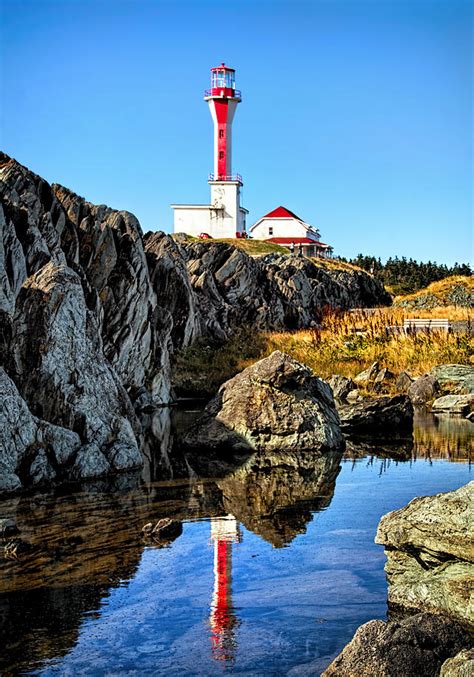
[1, 0, 472, 264]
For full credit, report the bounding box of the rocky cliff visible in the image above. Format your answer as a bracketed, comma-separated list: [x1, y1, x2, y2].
[0, 153, 390, 493]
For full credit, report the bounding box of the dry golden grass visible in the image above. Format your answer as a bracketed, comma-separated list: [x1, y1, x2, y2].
[259, 306, 473, 380]
[174, 305, 473, 395]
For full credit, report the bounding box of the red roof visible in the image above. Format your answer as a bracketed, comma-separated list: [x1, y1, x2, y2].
[261, 206, 303, 220]
[211, 63, 235, 71]
[268, 237, 330, 247]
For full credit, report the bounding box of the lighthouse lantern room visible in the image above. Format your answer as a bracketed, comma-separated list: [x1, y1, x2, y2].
[171, 64, 248, 239]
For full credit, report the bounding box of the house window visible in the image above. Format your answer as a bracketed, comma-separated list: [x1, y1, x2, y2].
[268, 227, 273, 235]
[219, 129, 225, 138]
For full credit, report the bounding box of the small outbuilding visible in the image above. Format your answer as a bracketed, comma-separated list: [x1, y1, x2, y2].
[249, 206, 333, 257]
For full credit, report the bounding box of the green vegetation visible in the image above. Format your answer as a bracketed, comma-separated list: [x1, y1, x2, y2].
[348, 254, 472, 296]
[172, 329, 268, 396]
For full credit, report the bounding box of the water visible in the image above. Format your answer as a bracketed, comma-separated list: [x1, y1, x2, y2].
[0, 411, 471, 676]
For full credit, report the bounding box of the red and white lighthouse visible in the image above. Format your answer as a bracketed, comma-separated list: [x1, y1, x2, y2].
[205, 64, 241, 182]
[171, 64, 248, 238]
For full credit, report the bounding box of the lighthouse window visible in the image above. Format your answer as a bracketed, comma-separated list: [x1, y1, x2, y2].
[219, 151, 224, 160]
[219, 129, 225, 138]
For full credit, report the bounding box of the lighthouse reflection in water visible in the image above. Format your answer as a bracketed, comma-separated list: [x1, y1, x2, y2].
[209, 515, 242, 663]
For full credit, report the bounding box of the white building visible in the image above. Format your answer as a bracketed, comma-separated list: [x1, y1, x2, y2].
[249, 206, 333, 257]
[172, 64, 248, 239]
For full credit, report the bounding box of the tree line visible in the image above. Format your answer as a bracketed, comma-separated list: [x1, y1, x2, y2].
[344, 255, 472, 295]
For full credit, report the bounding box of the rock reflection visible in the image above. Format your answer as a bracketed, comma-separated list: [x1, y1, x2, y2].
[0, 448, 342, 673]
[412, 408, 473, 460]
[216, 450, 342, 548]
[344, 408, 473, 464]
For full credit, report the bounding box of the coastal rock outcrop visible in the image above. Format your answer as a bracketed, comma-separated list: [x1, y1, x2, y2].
[181, 242, 391, 339]
[181, 351, 344, 454]
[0, 152, 389, 493]
[322, 613, 471, 677]
[375, 481, 474, 627]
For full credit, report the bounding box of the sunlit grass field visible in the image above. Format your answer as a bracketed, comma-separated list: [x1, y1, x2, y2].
[173, 305, 473, 395]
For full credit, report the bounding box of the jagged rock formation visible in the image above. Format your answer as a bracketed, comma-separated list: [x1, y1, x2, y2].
[0, 153, 389, 493]
[181, 241, 391, 338]
[375, 481, 474, 628]
[181, 351, 345, 454]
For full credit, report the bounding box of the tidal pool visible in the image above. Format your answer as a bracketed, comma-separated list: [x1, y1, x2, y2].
[0, 411, 471, 676]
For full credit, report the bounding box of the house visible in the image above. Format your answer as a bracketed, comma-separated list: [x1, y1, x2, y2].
[249, 206, 333, 257]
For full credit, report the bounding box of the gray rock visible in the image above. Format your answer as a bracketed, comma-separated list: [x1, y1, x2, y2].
[72, 444, 111, 480]
[0, 367, 38, 478]
[338, 395, 413, 434]
[346, 388, 362, 402]
[432, 394, 474, 416]
[353, 361, 379, 385]
[40, 422, 81, 466]
[182, 351, 344, 454]
[0, 518, 19, 538]
[430, 364, 474, 395]
[374, 367, 395, 393]
[9, 262, 143, 472]
[29, 449, 56, 486]
[327, 375, 356, 402]
[408, 374, 440, 405]
[375, 481, 474, 627]
[322, 613, 471, 677]
[396, 371, 414, 394]
[441, 649, 474, 677]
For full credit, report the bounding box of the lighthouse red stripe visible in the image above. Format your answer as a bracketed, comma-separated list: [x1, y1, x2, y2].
[213, 100, 230, 179]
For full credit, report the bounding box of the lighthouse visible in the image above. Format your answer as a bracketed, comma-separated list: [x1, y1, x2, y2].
[171, 64, 248, 239]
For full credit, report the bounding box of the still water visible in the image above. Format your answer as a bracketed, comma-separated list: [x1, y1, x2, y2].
[0, 410, 472, 676]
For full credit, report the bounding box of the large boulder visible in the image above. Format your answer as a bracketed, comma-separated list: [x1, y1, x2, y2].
[322, 613, 471, 677]
[337, 395, 413, 434]
[432, 394, 474, 416]
[430, 365, 474, 395]
[375, 482, 474, 627]
[181, 351, 344, 454]
[408, 374, 440, 405]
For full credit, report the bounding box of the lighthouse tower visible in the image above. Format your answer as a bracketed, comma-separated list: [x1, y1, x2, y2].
[171, 64, 248, 238]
